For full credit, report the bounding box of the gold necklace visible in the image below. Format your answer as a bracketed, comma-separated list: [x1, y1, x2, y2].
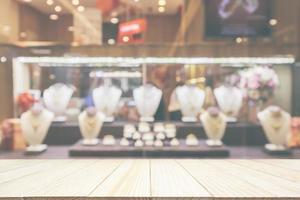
[205, 115, 223, 135]
[30, 112, 43, 133]
[267, 113, 284, 132]
[84, 115, 98, 132]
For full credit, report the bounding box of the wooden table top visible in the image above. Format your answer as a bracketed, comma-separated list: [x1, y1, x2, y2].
[1, 159, 300, 199]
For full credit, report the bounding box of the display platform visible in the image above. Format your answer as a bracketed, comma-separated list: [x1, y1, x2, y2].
[69, 140, 230, 158]
[0, 159, 300, 199]
[45, 121, 267, 146]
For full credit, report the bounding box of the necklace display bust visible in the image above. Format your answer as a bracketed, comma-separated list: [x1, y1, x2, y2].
[93, 85, 122, 122]
[214, 85, 243, 122]
[176, 84, 205, 122]
[43, 83, 73, 122]
[200, 107, 227, 146]
[78, 107, 105, 145]
[133, 84, 162, 122]
[258, 106, 291, 151]
[20, 104, 54, 153]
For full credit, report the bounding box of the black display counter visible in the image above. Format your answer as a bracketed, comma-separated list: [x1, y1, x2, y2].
[69, 140, 230, 158]
[44, 121, 267, 146]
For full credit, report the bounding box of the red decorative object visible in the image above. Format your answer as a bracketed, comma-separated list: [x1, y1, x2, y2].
[17, 92, 35, 113]
[118, 18, 147, 44]
[290, 117, 300, 148]
[96, 0, 119, 15]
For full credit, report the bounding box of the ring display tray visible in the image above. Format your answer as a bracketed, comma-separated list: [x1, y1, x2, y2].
[69, 140, 230, 158]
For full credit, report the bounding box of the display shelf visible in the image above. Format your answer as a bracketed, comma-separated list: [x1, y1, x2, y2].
[0, 159, 300, 199]
[69, 140, 230, 158]
[45, 121, 267, 146]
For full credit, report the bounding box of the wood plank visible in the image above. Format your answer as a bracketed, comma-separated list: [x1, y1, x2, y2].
[0, 160, 75, 197]
[259, 159, 300, 172]
[0, 160, 43, 173]
[90, 159, 151, 197]
[229, 159, 300, 182]
[177, 159, 274, 198]
[36, 159, 122, 197]
[0, 160, 67, 186]
[202, 160, 300, 197]
[150, 159, 211, 198]
[4, 160, 96, 197]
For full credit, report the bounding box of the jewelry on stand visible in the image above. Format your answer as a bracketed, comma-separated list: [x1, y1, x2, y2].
[93, 85, 122, 122]
[133, 84, 162, 122]
[258, 106, 291, 152]
[176, 85, 205, 122]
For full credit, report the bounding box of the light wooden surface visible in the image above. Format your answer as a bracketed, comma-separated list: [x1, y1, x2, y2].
[0, 159, 300, 199]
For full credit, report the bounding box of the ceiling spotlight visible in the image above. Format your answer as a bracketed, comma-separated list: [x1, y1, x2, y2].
[54, 5, 62, 12]
[235, 37, 243, 44]
[110, 17, 119, 24]
[108, 39, 116, 45]
[134, 0, 139, 2]
[68, 26, 75, 32]
[158, 6, 165, 13]
[122, 36, 130, 42]
[269, 19, 278, 26]
[0, 57, 7, 63]
[77, 5, 85, 12]
[158, 0, 166, 6]
[20, 32, 27, 38]
[72, 0, 80, 6]
[46, 0, 54, 5]
[23, 0, 32, 3]
[49, 14, 59, 20]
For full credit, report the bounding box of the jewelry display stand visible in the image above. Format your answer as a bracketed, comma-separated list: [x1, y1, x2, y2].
[20, 104, 54, 154]
[200, 107, 227, 147]
[258, 106, 292, 155]
[214, 85, 243, 122]
[133, 84, 162, 122]
[176, 85, 205, 122]
[43, 83, 73, 122]
[93, 85, 122, 122]
[78, 107, 104, 146]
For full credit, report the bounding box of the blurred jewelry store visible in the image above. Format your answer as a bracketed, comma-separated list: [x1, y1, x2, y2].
[1, 0, 300, 158]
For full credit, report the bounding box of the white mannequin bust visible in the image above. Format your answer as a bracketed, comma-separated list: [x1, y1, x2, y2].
[214, 85, 243, 122]
[78, 107, 105, 145]
[133, 84, 162, 122]
[43, 83, 73, 122]
[20, 104, 54, 152]
[93, 85, 122, 122]
[200, 107, 227, 146]
[176, 84, 205, 122]
[258, 106, 291, 151]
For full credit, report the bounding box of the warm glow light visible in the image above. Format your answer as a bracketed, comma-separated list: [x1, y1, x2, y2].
[108, 39, 116, 45]
[122, 36, 130, 42]
[20, 32, 27, 38]
[0, 57, 7, 63]
[77, 5, 85, 12]
[49, 14, 59, 20]
[158, 0, 166, 6]
[54, 5, 62, 12]
[235, 37, 243, 43]
[68, 26, 75, 32]
[269, 19, 278, 26]
[23, 0, 32, 3]
[158, 6, 165, 13]
[110, 17, 119, 24]
[46, 0, 54, 5]
[72, 0, 80, 6]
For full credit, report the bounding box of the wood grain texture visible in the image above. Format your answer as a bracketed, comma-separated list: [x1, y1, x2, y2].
[90, 159, 151, 197]
[0, 159, 300, 199]
[150, 159, 211, 198]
